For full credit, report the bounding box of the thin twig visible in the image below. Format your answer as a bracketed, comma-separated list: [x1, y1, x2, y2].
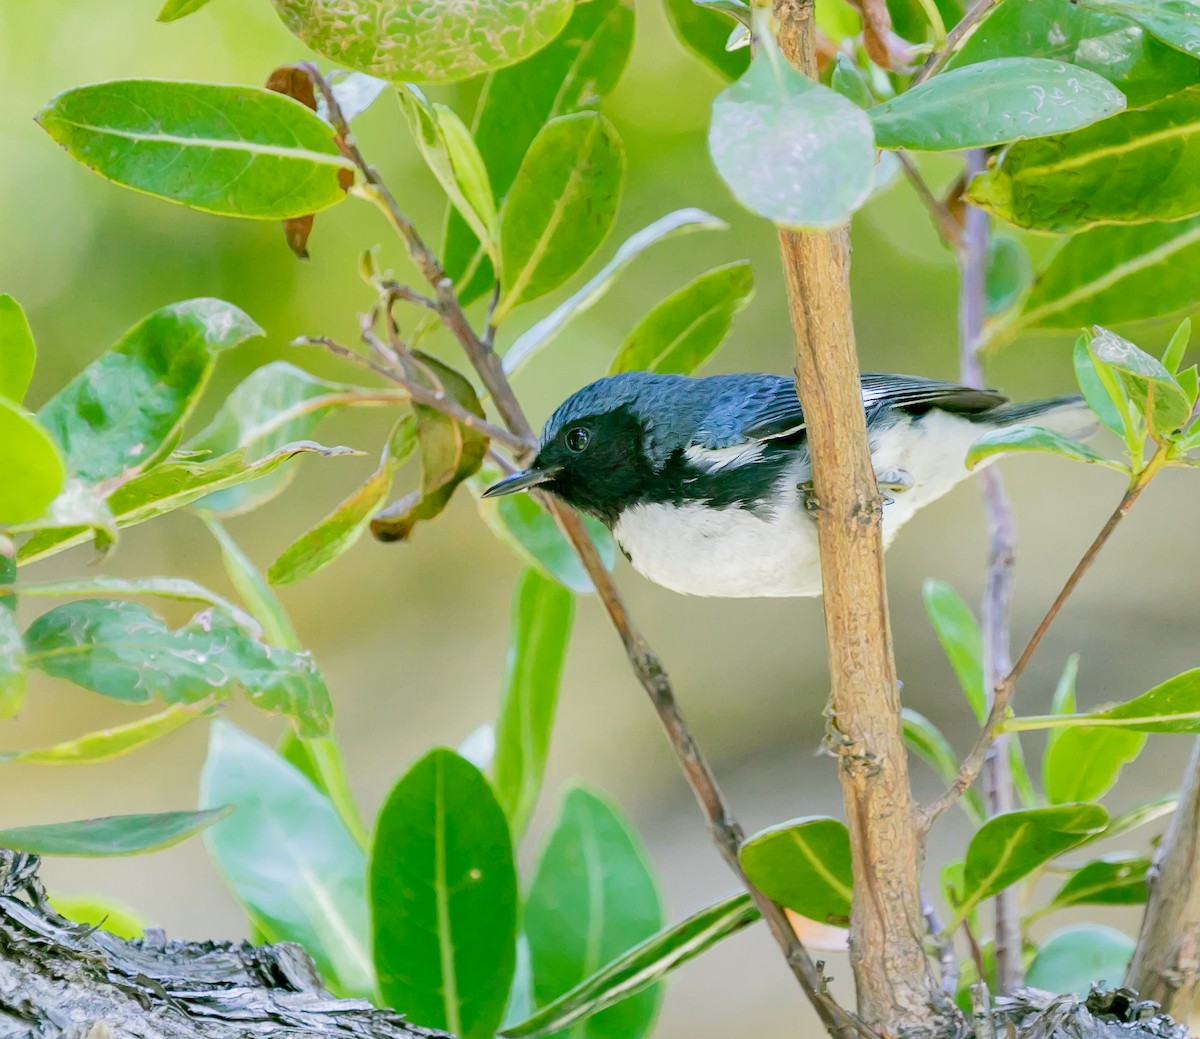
[300, 61, 864, 1039]
[896, 151, 961, 248]
[922, 893, 959, 995]
[911, 0, 1000, 86]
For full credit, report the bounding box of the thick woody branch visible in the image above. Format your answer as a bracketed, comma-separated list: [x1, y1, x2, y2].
[1126, 737, 1200, 1012]
[771, 1, 943, 1031]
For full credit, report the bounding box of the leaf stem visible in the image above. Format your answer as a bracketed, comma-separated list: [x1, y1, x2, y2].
[911, 0, 1001, 86]
[307, 735, 370, 848]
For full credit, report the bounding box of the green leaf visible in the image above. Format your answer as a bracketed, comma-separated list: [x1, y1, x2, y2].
[50, 893, 148, 939]
[831, 54, 873, 109]
[1047, 654, 1081, 749]
[496, 113, 625, 321]
[0, 398, 67, 525]
[870, 58, 1125, 152]
[1074, 0, 1200, 58]
[501, 893, 758, 1039]
[965, 424, 1121, 470]
[739, 817, 852, 924]
[0, 605, 25, 720]
[478, 485, 619, 593]
[0, 701, 213, 765]
[206, 517, 301, 650]
[371, 358, 488, 542]
[1043, 726, 1146, 804]
[157, 0, 215, 20]
[1013, 216, 1200, 330]
[371, 748, 517, 1039]
[268, 0, 574, 85]
[1046, 854, 1150, 912]
[969, 86, 1200, 233]
[200, 721, 372, 996]
[1073, 336, 1127, 438]
[24, 600, 331, 736]
[37, 81, 354, 219]
[494, 569, 574, 838]
[1099, 795, 1178, 842]
[525, 785, 663, 1039]
[39, 299, 261, 484]
[901, 708, 986, 824]
[187, 361, 365, 516]
[957, 805, 1109, 919]
[1089, 667, 1200, 732]
[443, 0, 635, 302]
[504, 209, 727, 377]
[985, 234, 1032, 318]
[269, 417, 417, 586]
[0, 294, 36, 403]
[663, 0, 751, 81]
[0, 807, 230, 857]
[19, 440, 354, 565]
[398, 88, 498, 260]
[946, 0, 1199, 108]
[1025, 924, 1134, 995]
[1164, 318, 1192, 374]
[922, 579, 985, 723]
[1091, 326, 1194, 435]
[609, 262, 754, 376]
[708, 46, 874, 229]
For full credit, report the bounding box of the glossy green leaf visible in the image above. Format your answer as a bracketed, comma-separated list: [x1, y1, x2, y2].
[501, 893, 758, 1039]
[0, 398, 67, 525]
[957, 805, 1109, 918]
[268, 0, 573, 85]
[1090, 326, 1194, 435]
[739, 816, 852, 924]
[24, 600, 331, 736]
[443, 0, 635, 301]
[1046, 854, 1150, 912]
[200, 721, 372, 996]
[922, 579, 985, 723]
[969, 86, 1200, 233]
[1047, 653, 1081, 749]
[947, 0, 1199, 107]
[831, 54, 873, 109]
[1073, 336, 1127, 437]
[496, 114, 624, 320]
[1013, 216, 1200, 330]
[206, 517, 300, 650]
[0, 701, 215, 765]
[870, 58, 1125, 152]
[398, 87, 498, 259]
[39, 299, 261, 484]
[525, 785, 663, 1039]
[0, 605, 25, 720]
[0, 294, 35, 404]
[50, 893, 148, 939]
[708, 47, 874, 229]
[1098, 796, 1178, 843]
[0, 807, 230, 857]
[477, 484, 619, 594]
[1075, 0, 1200, 57]
[901, 708, 986, 824]
[37, 81, 353, 218]
[270, 417, 417, 586]
[19, 440, 355, 565]
[663, 0, 751, 81]
[1043, 726, 1146, 804]
[966, 424, 1121, 470]
[1164, 318, 1192, 374]
[609, 262, 754, 376]
[504, 209, 726, 376]
[1088, 667, 1200, 732]
[371, 748, 517, 1039]
[157, 0, 215, 20]
[1025, 924, 1134, 995]
[494, 569, 574, 838]
[187, 361, 365, 516]
[985, 234, 1032, 317]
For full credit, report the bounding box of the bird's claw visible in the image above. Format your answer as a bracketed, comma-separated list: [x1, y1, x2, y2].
[797, 481, 821, 514]
[875, 468, 914, 500]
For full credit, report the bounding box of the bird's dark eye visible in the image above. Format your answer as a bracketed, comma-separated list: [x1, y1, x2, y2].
[565, 426, 590, 453]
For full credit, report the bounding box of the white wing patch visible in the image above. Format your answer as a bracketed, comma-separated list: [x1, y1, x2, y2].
[684, 440, 766, 472]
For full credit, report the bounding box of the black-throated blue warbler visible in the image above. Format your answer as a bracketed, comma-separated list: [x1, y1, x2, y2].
[482, 372, 1094, 597]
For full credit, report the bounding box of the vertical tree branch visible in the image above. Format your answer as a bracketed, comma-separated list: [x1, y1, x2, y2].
[957, 148, 1023, 994]
[1126, 737, 1200, 1012]
[771, 1, 943, 1030]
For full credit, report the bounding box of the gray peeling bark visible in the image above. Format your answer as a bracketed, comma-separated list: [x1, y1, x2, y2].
[1126, 737, 1200, 1013]
[770, 1, 943, 1032]
[0, 850, 449, 1039]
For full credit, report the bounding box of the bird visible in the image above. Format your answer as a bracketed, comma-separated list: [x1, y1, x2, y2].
[482, 371, 1095, 598]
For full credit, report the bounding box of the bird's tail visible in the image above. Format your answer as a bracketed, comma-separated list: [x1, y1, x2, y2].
[974, 394, 1098, 441]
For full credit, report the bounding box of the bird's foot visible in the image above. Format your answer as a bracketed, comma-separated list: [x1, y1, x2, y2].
[796, 481, 821, 514]
[875, 468, 914, 505]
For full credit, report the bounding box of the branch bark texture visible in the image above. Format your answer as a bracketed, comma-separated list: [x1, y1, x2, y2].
[771, 2, 941, 1031]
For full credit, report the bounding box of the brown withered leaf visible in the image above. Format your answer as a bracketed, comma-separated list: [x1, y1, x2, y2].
[265, 65, 321, 259]
[370, 354, 489, 543]
[843, 0, 894, 70]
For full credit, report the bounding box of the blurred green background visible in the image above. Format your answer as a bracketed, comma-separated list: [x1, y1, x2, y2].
[2, 0, 1196, 1033]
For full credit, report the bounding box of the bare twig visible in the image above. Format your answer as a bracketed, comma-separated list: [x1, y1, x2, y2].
[923, 893, 959, 995]
[957, 147, 1022, 994]
[300, 62, 863, 1039]
[971, 982, 997, 1039]
[911, 0, 1001, 86]
[896, 151, 961, 248]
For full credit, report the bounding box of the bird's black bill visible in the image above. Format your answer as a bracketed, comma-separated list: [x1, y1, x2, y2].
[481, 465, 562, 498]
